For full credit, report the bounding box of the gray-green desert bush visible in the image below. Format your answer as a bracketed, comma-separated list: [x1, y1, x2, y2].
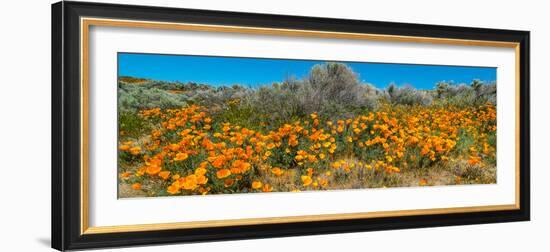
[302, 63, 378, 117]
[434, 80, 496, 107]
[384, 83, 433, 106]
[118, 84, 186, 112]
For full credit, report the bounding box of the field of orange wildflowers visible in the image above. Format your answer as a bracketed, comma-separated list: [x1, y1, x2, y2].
[118, 101, 496, 197]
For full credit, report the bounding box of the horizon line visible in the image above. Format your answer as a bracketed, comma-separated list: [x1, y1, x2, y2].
[118, 75, 496, 91]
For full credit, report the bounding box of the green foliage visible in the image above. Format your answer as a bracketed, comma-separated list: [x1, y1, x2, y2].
[216, 101, 263, 131]
[118, 111, 150, 138]
[118, 83, 186, 112]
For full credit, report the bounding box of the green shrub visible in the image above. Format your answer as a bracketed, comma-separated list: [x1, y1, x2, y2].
[118, 111, 150, 139]
[118, 83, 186, 112]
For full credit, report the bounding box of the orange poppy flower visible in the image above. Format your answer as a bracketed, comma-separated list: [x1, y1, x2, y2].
[131, 183, 141, 190]
[210, 156, 226, 169]
[174, 152, 189, 161]
[166, 184, 180, 194]
[271, 167, 284, 176]
[419, 178, 428, 186]
[194, 167, 207, 176]
[146, 165, 161, 176]
[168, 144, 180, 151]
[181, 175, 198, 190]
[158, 171, 170, 180]
[301, 175, 313, 186]
[120, 171, 132, 178]
[129, 146, 141, 155]
[216, 169, 231, 179]
[251, 181, 263, 189]
[197, 175, 208, 185]
[262, 184, 273, 192]
[224, 178, 234, 187]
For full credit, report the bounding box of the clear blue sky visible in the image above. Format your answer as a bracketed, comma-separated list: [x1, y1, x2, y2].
[118, 53, 496, 90]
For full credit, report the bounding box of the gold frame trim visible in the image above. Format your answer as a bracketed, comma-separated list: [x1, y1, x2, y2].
[80, 17, 521, 235]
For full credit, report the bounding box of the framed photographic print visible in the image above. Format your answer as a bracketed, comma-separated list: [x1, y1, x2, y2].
[52, 1, 530, 250]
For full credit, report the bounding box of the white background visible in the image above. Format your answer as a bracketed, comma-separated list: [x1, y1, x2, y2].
[89, 25, 516, 227]
[0, 0, 547, 251]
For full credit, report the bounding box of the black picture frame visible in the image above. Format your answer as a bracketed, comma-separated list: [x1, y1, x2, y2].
[52, 1, 530, 251]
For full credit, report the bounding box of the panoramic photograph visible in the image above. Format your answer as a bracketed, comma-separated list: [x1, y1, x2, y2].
[117, 53, 497, 198]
